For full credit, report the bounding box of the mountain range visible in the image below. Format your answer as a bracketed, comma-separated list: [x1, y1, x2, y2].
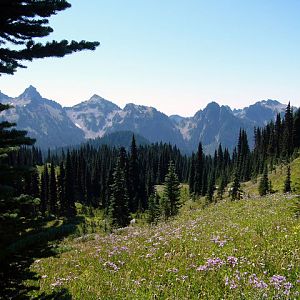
[0, 86, 288, 153]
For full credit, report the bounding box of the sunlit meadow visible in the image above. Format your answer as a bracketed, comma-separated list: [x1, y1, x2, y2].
[26, 192, 300, 299]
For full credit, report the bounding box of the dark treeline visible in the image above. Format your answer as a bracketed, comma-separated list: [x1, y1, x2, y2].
[3, 104, 300, 234]
[14, 138, 190, 217]
[252, 103, 299, 175]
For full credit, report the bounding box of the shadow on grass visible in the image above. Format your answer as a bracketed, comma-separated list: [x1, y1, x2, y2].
[0, 216, 84, 299]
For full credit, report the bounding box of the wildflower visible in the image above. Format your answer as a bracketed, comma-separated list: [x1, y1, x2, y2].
[210, 235, 227, 247]
[227, 256, 238, 267]
[270, 274, 286, 290]
[206, 257, 224, 269]
[196, 265, 207, 271]
[230, 280, 238, 289]
[196, 257, 224, 271]
[103, 261, 120, 272]
[283, 282, 293, 295]
[225, 276, 229, 286]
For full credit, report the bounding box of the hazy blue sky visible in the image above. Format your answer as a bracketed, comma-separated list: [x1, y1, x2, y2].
[1, 0, 300, 116]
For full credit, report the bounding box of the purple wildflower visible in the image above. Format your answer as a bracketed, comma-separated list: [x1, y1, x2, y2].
[227, 256, 238, 267]
[270, 274, 286, 290]
[196, 257, 224, 271]
[103, 261, 120, 272]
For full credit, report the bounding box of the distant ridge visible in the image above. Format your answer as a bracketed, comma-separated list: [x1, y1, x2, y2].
[0, 86, 291, 153]
[86, 131, 150, 149]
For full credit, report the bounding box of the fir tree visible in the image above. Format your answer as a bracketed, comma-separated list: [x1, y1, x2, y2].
[30, 168, 40, 198]
[258, 166, 269, 196]
[217, 176, 226, 200]
[163, 160, 181, 218]
[236, 129, 251, 181]
[194, 143, 203, 196]
[128, 136, 140, 212]
[57, 161, 65, 216]
[108, 154, 130, 228]
[188, 154, 195, 196]
[231, 171, 242, 201]
[283, 166, 292, 193]
[40, 164, 49, 215]
[64, 150, 76, 217]
[293, 108, 300, 149]
[0, 103, 37, 250]
[206, 172, 215, 203]
[147, 192, 160, 224]
[0, 0, 99, 75]
[282, 102, 294, 158]
[25, 167, 40, 198]
[201, 166, 208, 196]
[49, 162, 57, 215]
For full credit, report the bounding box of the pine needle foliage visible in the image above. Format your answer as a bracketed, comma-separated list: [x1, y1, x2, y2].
[0, 0, 99, 75]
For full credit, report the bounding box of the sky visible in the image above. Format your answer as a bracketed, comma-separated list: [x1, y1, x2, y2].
[1, 0, 300, 116]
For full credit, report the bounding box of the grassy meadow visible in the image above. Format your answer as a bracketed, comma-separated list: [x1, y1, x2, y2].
[24, 194, 299, 299]
[5, 158, 300, 299]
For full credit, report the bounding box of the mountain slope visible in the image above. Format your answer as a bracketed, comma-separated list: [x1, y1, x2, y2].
[87, 131, 150, 149]
[233, 99, 287, 126]
[0, 86, 289, 152]
[188, 102, 251, 152]
[0, 86, 84, 148]
[65, 95, 121, 139]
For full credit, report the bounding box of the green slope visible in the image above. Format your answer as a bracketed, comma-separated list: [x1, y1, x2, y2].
[243, 156, 300, 196]
[26, 192, 300, 299]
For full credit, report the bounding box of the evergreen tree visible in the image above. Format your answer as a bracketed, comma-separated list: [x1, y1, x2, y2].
[274, 113, 282, 157]
[217, 176, 226, 200]
[231, 171, 242, 201]
[206, 171, 215, 203]
[84, 166, 93, 206]
[147, 192, 160, 224]
[0, 103, 37, 250]
[293, 108, 300, 149]
[40, 164, 49, 215]
[258, 166, 269, 196]
[236, 129, 251, 181]
[64, 150, 76, 217]
[163, 160, 181, 218]
[57, 161, 65, 216]
[282, 102, 294, 158]
[0, 0, 99, 75]
[30, 168, 40, 198]
[194, 143, 203, 196]
[201, 166, 208, 196]
[188, 154, 195, 196]
[25, 167, 40, 198]
[128, 135, 140, 212]
[283, 166, 292, 193]
[49, 162, 57, 215]
[108, 154, 130, 228]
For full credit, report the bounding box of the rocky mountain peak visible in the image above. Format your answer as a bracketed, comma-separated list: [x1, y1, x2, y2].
[75, 94, 121, 111]
[0, 91, 10, 101]
[205, 101, 221, 111]
[124, 103, 155, 115]
[18, 85, 42, 100]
